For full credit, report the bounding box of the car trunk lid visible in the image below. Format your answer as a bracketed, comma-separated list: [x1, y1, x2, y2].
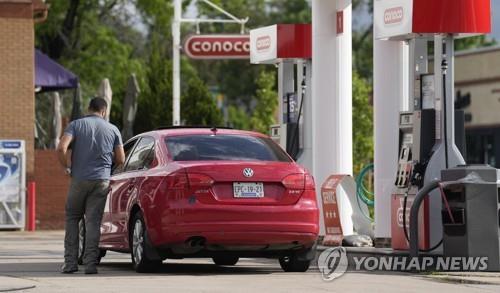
[179, 161, 307, 205]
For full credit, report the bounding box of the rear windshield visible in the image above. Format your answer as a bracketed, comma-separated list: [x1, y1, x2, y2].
[165, 134, 292, 162]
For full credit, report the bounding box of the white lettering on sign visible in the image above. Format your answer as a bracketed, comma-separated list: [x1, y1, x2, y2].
[384, 7, 404, 25]
[190, 41, 249, 53]
[322, 190, 337, 204]
[256, 35, 271, 52]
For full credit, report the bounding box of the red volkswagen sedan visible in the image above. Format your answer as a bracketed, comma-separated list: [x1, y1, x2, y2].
[79, 127, 319, 273]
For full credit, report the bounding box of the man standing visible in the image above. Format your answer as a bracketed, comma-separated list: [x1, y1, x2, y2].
[57, 97, 125, 274]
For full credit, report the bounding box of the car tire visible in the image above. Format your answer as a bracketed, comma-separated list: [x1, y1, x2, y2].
[77, 218, 106, 265]
[212, 256, 239, 266]
[130, 211, 162, 273]
[279, 255, 311, 272]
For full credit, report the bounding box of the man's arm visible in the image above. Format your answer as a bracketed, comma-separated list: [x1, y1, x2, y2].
[113, 127, 125, 167]
[57, 134, 73, 168]
[114, 145, 126, 166]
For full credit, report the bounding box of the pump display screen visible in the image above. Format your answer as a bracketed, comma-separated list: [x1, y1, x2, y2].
[402, 133, 413, 145]
[400, 114, 413, 125]
[421, 75, 435, 110]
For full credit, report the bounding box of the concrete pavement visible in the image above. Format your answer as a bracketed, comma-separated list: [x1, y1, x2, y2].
[1, 231, 500, 292]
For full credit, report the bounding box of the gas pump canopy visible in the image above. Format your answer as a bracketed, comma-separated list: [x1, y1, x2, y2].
[374, 0, 491, 40]
[250, 24, 311, 64]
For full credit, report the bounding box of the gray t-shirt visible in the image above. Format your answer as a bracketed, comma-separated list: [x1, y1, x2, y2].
[64, 115, 123, 180]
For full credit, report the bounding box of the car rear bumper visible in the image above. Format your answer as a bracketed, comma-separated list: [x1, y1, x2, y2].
[157, 231, 318, 259]
[146, 190, 319, 252]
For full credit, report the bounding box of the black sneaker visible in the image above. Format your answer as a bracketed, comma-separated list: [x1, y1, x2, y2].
[61, 264, 78, 274]
[84, 266, 98, 274]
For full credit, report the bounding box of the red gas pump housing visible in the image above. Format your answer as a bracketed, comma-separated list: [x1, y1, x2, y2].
[413, 0, 491, 34]
[391, 193, 430, 250]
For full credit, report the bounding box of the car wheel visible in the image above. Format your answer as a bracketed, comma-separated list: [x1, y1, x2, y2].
[77, 218, 85, 265]
[212, 256, 239, 266]
[130, 211, 162, 273]
[77, 218, 106, 265]
[279, 255, 311, 272]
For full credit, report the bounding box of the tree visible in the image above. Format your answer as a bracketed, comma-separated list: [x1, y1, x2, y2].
[134, 35, 172, 133]
[353, 72, 373, 174]
[35, 0, 145, 128]
[182, 78, 224, 126]
[249, 70, 278, 133]
[455, 35, 496, 51]
[227, 105, 250, 129]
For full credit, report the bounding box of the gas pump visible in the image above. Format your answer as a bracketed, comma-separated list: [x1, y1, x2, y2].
[281, 65, 307, 160]
[374, 0, 492, 252]
[249, 24, 312, 170]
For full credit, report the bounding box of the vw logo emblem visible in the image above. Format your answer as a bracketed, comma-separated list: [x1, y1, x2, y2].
[243, 168, 254, 178]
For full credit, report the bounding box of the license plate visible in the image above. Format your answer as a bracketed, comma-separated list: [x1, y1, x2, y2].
[233, 182, 264, 198]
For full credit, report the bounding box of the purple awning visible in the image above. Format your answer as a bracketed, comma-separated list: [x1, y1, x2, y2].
[35, 49, 78, 92]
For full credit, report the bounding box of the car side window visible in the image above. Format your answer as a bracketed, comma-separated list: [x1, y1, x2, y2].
[125, 136, 155, 172]
[112, 139, 138, 175]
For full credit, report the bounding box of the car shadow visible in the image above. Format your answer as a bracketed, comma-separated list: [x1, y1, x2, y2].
[0, 258, 289, 279]
[102, 261, 283, 275]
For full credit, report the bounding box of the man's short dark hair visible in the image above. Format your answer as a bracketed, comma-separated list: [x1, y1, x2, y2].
[88, 97, 108, 112]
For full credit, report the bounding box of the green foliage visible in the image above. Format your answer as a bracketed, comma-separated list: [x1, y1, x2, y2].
[136, 0, 174, 32]
[227, 105, 250, 129]
[455, 35, 497, 51]
[182, 78, 224, 126]
[353, 29, 373, 81]
[352, 73, 373, 175]
[268, 0, 311, 23]
[61, 27, 143, 127]
[134, 35, 172, 133]
[35, 0, 144, 129]
[250, 70, 278, 134]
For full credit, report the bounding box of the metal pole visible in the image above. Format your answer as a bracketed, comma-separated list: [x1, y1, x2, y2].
[201, 0, 245, 23]
[172, 0, 181, 126]
[444, 35, 462, 164]
[27, 181, 36, 231]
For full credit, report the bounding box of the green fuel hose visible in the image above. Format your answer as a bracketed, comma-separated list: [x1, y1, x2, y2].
[355, 163, 374, 221]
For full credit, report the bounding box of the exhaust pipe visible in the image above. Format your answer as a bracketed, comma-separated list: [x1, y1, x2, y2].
[186, 236, 206, 248]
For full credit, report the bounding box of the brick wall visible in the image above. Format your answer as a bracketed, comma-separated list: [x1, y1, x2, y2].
[34, 150, 69, 229]
[0, 5, 35, 178]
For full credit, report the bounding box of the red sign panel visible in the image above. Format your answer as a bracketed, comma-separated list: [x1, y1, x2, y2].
[183, 35, 250, 59]
[337, 10, 344, 34]
[321, 175, 345, 246]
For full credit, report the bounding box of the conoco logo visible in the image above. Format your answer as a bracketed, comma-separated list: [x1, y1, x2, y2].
[256, 35, 271, 52]
[384, 7, 403, 25]
[184, 35, 250, 59]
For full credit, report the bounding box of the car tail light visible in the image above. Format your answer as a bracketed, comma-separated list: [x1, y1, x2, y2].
[282, 173, 316, 191]
[165, 172, 189, 189]
[305, 174, 315, 190]
[187, 173, 214, 188]
[282, 174, 305, 189]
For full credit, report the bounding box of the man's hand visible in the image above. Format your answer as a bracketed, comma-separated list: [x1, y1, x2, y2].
[57, 134, 73, 169]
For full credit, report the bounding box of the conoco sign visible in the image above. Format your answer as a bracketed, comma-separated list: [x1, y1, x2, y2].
[183, 35, 250, 59]
[384, 7, 404, 25]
